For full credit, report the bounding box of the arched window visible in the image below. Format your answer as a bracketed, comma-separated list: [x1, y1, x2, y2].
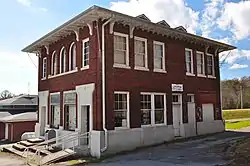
[60, 47, 66, 73]
[69, 42, 76, 71]
[51, 51, 57, 75]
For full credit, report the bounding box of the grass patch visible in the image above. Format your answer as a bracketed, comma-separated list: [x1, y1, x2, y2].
[223, 109, 250, 120]
[225, 120, 250, 129]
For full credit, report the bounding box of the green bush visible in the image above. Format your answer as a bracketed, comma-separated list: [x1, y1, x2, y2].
[223, 109, 250, 120]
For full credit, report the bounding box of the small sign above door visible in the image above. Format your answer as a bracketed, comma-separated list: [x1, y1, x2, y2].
[172, 84, 183, 92]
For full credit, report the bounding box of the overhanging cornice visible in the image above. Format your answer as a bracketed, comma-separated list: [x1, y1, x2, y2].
[22, 5, 236, 54]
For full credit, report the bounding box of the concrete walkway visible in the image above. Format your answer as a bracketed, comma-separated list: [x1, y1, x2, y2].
[89, 131, 250, 166]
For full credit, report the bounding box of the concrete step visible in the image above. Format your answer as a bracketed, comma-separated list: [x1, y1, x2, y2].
[20, 140, 36, 147]
[41, 149, 75, 165]
[27, 138, 44, 144]
[12, 143, 27, 151]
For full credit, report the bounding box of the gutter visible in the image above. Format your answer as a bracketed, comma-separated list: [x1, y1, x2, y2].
[100, 16, 114, 153]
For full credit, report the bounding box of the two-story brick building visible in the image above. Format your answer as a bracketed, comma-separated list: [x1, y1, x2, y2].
[22, 6, 236, 157]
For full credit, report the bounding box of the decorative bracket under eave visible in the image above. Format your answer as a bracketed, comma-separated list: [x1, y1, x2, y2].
[73, 29, 80, 41]
[130, 26, 135, 38]
[109, 21, 115, 34]
[205, 46, 209, 54]
[44, 45, 49, 55]
[215, 48, 219, 55]
[36, 49, 42, 58]
[87, 23, 93, 36]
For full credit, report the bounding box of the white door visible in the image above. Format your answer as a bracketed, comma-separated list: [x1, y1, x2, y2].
[202, 104, 214, 122]
[173, 104, 181, 136]
[40, 106, 46, 135]
[188, 103, 196, 135]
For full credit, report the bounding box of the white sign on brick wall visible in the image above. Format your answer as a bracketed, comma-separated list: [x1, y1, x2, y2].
[172, 84, 183, 92]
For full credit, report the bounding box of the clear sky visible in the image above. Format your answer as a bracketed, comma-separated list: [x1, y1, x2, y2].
[0, 0, 249, 95]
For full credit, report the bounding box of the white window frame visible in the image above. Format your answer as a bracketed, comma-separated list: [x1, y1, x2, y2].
[50, 92, 61, 129]
[42, 57, 47, 79]
[114, 91, 130, 130]
[113, 32, 130, 69]
[69, 42, 77, 71]
[60, 47, 66, 73]
[140, 92, 167, 127]
[207, 53, 216, 78]
[51, 51, 57, 76]
[185, 48, 194, 76]
[134, 36, 148, 71]
[63, 90, 77, 131]
[153, 41, 166, 73]
[187, 94, 195, 103]
[196, 51, 206, 77]
[82, 38, 90, 70]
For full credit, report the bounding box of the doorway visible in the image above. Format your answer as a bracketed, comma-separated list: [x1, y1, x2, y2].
[80, 105, 90, 145]
[187, 94, 196, 136]
[172, 94, 182, 137]
[40, 106, 46, 136]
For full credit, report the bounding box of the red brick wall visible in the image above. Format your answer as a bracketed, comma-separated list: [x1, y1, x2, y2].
[0, 122, 5, 139]
[9, 121, 36, 141]
[104, 23, 221, 129]
[38, 21, 221, 131]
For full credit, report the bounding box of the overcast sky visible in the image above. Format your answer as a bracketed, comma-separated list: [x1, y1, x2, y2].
[0, 0, 250, 94]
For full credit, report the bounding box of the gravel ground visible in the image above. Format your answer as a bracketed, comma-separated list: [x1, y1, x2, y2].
[88, 131, 250, 166]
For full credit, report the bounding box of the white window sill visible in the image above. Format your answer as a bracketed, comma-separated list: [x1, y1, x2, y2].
[155, 123, 167, 127]
[197, 74, 207, 78]
[113, 64, 131, 69]
[153, 69, 167, 73]
[186, 72, 195, 76]
[134, 67, 149, 71]
[81, 66, 89, 71]
[48, 69, 78, 79]
[141, 124, 167, 128]
[115, 127, 130, 130]
[41, 77, 46, 81]
[141, 124, 152, 128]
[208, 75, 216, 79]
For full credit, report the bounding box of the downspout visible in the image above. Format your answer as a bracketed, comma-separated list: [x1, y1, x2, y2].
[100, 16, 114, 153]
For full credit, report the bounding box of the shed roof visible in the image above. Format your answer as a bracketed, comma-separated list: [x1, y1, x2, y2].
[0, 112, 37, 122]
[0, 95, 37, 106]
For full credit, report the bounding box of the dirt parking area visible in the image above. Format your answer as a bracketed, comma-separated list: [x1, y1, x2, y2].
[0, 153, 26, 166]
[88, 131, 250, 166]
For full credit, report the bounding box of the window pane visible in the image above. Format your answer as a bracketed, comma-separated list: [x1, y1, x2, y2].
[135, 40, 146, 67]
[185, 50, 192, 73]
[114, 35, 127, 65]
[83, 40, 89, 67]
[155, 110, 164, 124]
[154, 95, 164, 109]
[114, 111, 127, 127]
[141, 110, 151, 125]
[140, 94, 151, 125]
[154, 43, 164, 69]
[114, 93, 128, 128]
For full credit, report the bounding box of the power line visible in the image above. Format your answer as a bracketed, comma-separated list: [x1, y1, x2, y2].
[27, 53, 38, 69]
